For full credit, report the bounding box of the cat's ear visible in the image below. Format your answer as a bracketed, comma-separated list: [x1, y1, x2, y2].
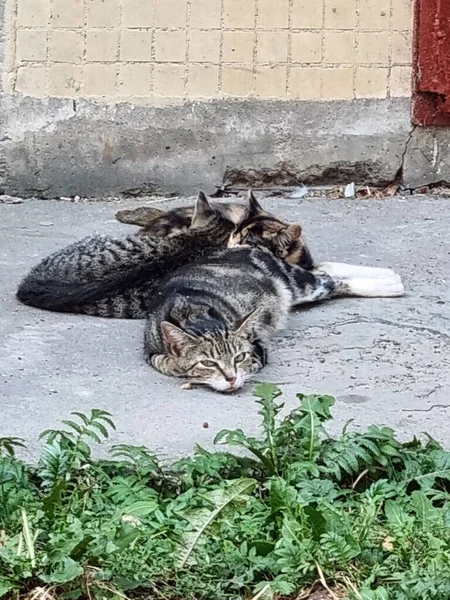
[283, 224, 302, 241]
[247, 190, 265, 218]
[190, 191, 215, 229]
[161, 322, 196, 355]
[234, 306, 264, 339]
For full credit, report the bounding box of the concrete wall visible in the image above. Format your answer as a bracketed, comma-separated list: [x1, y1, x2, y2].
[0, 0, 448, 197]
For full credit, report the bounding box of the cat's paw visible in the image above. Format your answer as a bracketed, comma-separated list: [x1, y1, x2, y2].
[181, 382, 194, 390]
[317, 262, 401, 281]
[345, 276, 405, 298]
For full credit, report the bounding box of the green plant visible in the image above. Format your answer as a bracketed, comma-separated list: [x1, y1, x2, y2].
[1, 384, 450, 600]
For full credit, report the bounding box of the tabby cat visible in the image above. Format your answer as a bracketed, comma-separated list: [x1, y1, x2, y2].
[115, 201, 246, 236]
[16, 193, 311, 318]
[144, 194, 404, 392]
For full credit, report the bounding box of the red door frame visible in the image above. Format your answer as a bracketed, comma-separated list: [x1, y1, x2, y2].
[413, 0, 450, 125]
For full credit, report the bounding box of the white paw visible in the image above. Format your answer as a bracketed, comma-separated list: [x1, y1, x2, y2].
[318, 261, 400, 280]
[345, 276, 405, 298]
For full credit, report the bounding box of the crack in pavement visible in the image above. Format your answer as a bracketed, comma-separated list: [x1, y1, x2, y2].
[307, 316, 450, 345]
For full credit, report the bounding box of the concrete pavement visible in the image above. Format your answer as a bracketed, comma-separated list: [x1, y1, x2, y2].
[1, 196, 449, 460]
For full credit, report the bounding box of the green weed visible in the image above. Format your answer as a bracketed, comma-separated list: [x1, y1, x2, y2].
[1, 385, 450, 599]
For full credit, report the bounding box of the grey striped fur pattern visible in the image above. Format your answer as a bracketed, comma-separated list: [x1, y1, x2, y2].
[16, 193, 237, 319]
[144, 241, 344, 393]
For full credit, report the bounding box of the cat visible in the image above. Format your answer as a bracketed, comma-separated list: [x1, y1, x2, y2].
[115, 202, 246, 237]
[16, 193, 311, 319]
[16, 192, 236, 318]
[144, 193, 404, 393]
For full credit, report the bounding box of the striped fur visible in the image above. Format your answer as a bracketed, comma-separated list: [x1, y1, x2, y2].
[144, 226, 340, 392]
[16, 193, 236, 318]
[144, 192, 404, 392]
[115, 202, 246, 236]
[16, 192, 312, 319]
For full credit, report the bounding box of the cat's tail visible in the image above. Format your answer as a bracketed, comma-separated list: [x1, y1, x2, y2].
[16, 264, 156, 318]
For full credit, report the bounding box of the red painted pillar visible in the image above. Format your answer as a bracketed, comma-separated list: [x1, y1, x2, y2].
[414, 0, 450, 125]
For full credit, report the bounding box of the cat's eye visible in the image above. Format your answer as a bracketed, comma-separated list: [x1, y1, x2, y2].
[200, 359, 216, 368]
[234, 352, 248, 364]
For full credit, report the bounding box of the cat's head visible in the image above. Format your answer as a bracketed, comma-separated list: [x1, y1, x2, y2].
[115, 192, 237, 238]
[116, 206, 193, 237]
[160, 308, 264, 392]
[228, 190, 314, 269]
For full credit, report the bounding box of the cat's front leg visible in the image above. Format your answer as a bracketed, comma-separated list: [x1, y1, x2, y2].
[148, 353, 184, 377]
[148, 353, 200, 390]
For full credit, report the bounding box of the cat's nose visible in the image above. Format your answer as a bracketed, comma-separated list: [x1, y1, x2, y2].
[227, 376, 237, 386]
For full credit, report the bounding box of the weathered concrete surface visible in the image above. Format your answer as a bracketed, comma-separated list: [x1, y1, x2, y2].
[1, 196, 449, 460]
[403, 126, 450, 188]
[0, 97, 412, 198]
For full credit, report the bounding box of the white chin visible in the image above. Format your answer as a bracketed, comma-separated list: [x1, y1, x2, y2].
[209, 374, 246, 393]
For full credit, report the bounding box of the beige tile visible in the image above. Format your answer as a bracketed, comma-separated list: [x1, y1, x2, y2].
[84, 64, 117, 95]
[221, 65, 253, 95]
[355, 66, 388, 98]
[154, 0, 187, 27]
[49, 64, 82, 95]
[189, 31, 220, 62]
[325, 0, 356, 29]
[324, 32, 355, 64]
[291, 0, 323, 28]
[392, 0, 413, 30]
[121, 30, 153, 62]
[187, 64, 219, 96]
[51, 30, 83, 63]
[257, 31, 288, 63]
[358, 32, 389, 64]
[392, 32, 412, 65]
[16, 30, 47, 61]
[291, 32, 321, 63]
[289, 67, 322, 99]
[358, 0, 390, 30]
[258, 0, 289, 29]
[86, 30, 119, 62]
[16, 65, 47, 96]
[223, 31, 254, 63]
[190, 0, 221, 28]
[321, 67, 353, 99]
[223, 0, 255, 28]
[118, 64, 151, 96]
[390, 66, 412, 97]
[52, 0, 84, 27]
[254, 65, 286, 97]
[122, 0, 154, 27]
[17, 0, 49, 27]
[154, 64, 185, 96]
[154, 30, 186, 62]
[87, 0, 120, 27]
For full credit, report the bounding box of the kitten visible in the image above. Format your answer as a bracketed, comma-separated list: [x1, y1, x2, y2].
[229, 191, 314, 269]
[144, 194, 404, 393]
[16, 193, 237, 318]
[115, 202, 246, 237]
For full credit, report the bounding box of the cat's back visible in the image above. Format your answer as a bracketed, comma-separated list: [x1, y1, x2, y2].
[150, 246, 292, 314]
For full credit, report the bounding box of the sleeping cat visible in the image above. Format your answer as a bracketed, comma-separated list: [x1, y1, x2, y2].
[144, 194, 404, 392]
[115, 202, 246, 236]
[16, 193, 311, 318]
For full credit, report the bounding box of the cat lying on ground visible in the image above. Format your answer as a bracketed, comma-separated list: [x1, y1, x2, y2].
[144, 193, 404, 393]
[115, 201, 246, 236]
[16, 193, 311, 318]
